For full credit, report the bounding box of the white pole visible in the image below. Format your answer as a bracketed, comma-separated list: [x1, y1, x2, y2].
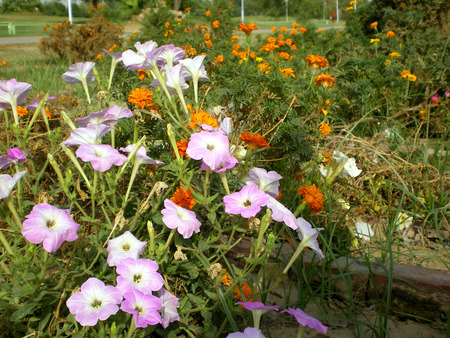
[336, 0, 339, 23]
[68, 0, 73, 24]
[241, 0, 244, 23]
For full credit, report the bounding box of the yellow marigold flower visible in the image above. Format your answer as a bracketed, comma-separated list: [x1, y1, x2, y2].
[385, 59, 391, 66]
[176, 19, 182, 23]
[315, 74, 335, 88]
[400, 70, 411, 78]
[271, 26, 277, 31]
[212, 20, 220, 28]
[280, 27, 287, 32]
[292, 23, 300, 28]
[170, 185, 196, 209]
[231, 35, 238, 42]
[297, 184, 324, 214]
[389, 52, 401, 58]
[17, 106, 28, 117]
[346, 6, 354, 11]
[299, 27, 307, 34]
[370, 38, 380, 43]
[280, 68, 295, 77]
[387, 30, 395, 38]
[321, 108, 328, 116]
[349, 0, 357, 4]
[407, 74, 416, 81]
[319, 121, 331, 137]
[370, 21, 378, 29]
[305, 55, 329, 69]
[240, 131, 270, 149]
[255, 57, 263, 63]
[128, 88, 154, 109]
[290, 29, 297, 35]
[205, 10, 211, 16]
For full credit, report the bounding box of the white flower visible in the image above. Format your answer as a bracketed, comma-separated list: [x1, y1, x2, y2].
[320, 151, 362, 178]
[394, 212, 413, 232]
[354, 221, 374, 241]
[106, 231, 147, 267]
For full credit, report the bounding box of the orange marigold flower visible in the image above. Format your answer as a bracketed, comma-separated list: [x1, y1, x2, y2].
[400, 70, 411, 78]
[271, 26, 277, 31]
[278, 34, 285, 39]
[290, 29, 297, 35]
[96, 54, 102, 60]
[314, 74, 335, 88]
[222, 271, 232, 287]
[238, 51, 247, 59]
[239, 23, 258, 36]
[17, 106, 28, 117]
[267, 36, 276, 44]
[164, 22, 170, 27]
[389, 52, 401, 58]
[231, 35, 238, 42]
[234, 282, 254, 302]
[214, 54, 224, 63]
[240, 131, 270, 150]
[285, 38, 292, 46]
[292, 23, 300, 28]
[204, 33, 210, 40]
[45, 108, 52, 119]
[200, 25, 207, 30]
[231, 50, 239, 56]
[189, 109, 218, 129]
[258, 62, 271, 74]
[345, 6, 354, 11]
[128, 88, 154, 109]
[399, 2, 406, 8]
[370, 21, 378, 29]
[205, 10, 211, 16]
[137, 69, 147, 79]
[278, 52, 290, 60]
[185, 7, 191, 12]
[325, 99, 330, 106]
[280, 68, 295, 78]
[249, 52, 256, 59]
[182, 44, 197, 57]
[322, 151, 332, 166]
[170, 185, 196, 209]
[260, 43, 279, 53]
[297, 184, 324, 214]
[175, 139, 189, 158]
[212, 20, 220, 28]
[319, 121, 331, 137]
[291, 45, 297, 50]
[387, 30, 395, 38]
[299, 27, 307, 33]
[280, 27, 287, 32]
[176, 19, 182, 23]
[205, 40, 213, 48]
[233, 43, 240, 51]
[317, 29, 324, 33]
[305, 55, 329, 69]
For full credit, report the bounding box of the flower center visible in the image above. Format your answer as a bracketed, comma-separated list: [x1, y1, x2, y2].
[135, 305, 143, 315]
[122, 244, 130, 251]
[47, 219, 56, 229]
[206, 143, 215, 151]
[133, 274, 142, 283]
[91, 298, 102, 309]
[243, 200, 251, 208]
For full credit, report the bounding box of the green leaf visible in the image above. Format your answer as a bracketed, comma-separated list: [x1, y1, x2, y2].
[187, 293, 204, 306]
[10, 302, 36, 322]
[206, 193, 219, 204]
[204, 289, 218, 301]
[207, 212, 216, 224]
[218, 288, 238, 331]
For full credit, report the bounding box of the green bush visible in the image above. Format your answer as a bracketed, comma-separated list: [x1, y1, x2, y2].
[0, 0, 41, 13]
[41, 1, 67, 16]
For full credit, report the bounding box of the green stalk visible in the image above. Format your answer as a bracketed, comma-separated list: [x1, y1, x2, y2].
[4, 196, 23, 231]
[11, 103, 19, 126]
[91, 170, 98, 221]
[126, 317, 136, 338]
[219, 171, 230, 195]
[0, 229, 15, 260]
[282, 240, 307, 274]
[81, 79, 91, 105]
[122, 161, 140, 209]
[163, 229, 177, 252]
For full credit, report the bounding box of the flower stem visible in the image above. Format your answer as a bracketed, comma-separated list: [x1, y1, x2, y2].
[282, 240, 307, 274]
[219, 171, 230, 195]
[81, 79, 91, 105]
[91, 170, 98, 221]
[4, 196, 22, 231]
[0, 228, 15, 261]
[122, 161, 140, 209]
[293, 201, 307, 217]
[296, 325, 305, 338]
[126, 317, 136, 338]
[163, 229, 177, 252]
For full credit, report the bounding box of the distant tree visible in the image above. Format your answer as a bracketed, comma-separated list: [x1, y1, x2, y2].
[0, 0, 40, 13]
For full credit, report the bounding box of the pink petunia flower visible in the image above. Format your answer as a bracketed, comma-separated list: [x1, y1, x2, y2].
[106, 230, 147, 267]
[158, 287, 180, 329]
[120, 144, 164, 166]
[186, 131, 232, 171]
[283, 307, 328, 334]
[0, 148, 27, 169]
[63, 123, 112, 146]
[246, 167, 282, 198]
[21, 203, 80, 253]
[66, 278, 122, 326]
[236, 301, 278, 331]
[121, 288, 162, 328]
[61, 62, 95, 85]
[161, 199, 201, 239]
[223, 184, 270, 218]
[296, 217, 324, 259]
[76, 105, 132, 127]
[265, 197, 298, 230]
[227, 327, 266, 338]
[76, 144, 127, 172]
[0, 78, 32, 111]
[116, 258, 164, 296]
[0, 171, 26, 200]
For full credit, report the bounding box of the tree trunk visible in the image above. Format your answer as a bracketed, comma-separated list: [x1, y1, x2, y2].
[173, 0, 182, 11]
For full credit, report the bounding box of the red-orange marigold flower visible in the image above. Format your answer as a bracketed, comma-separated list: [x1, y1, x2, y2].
[387, 30, 395, 38]
[175, 139, 189, 158]
[170, 185, 196, 209]
[234, 282, 254, 302]
[189, 109, 218, 129]
[314, 74, 335, 88]
[297, 184, 324, 214]
[239, 23, 258, 36]
[240, 131, 270, 149]
[17, 106, 28, 117]
[205, 10, 211, 16]
[128, 88, 154, 109]
[305, 55, 329, 69]
[299, 27, 307, 33]
[212, 20, 220, 28]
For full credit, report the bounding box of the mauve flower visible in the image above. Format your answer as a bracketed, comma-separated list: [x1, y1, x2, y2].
[103, 49, 123, 62]
[220, 117, 233, 135]
[26, 96, 55, 110]
[0, 148, 26, 169]
[63, 123, 112, 146]
[76, 144, 127, 172]
[121, 288, 162, 328]
[179, 55, 209, 83]
[186, 131, 231, 171]
[61, 62, 95, 85]
[107, 231, 147, 267]
[227, 327, 265, 338]
[246, 167, 282, 198]
[122, 41, 160, 71]
[66, 278, 122, 326]
[236, 301, 279, 331]
[266, 197, 298, 230]
[76, 106, 132, 127]
[158, 288, 180, 329]
[199, 156, 238, 173]
[157, 44, 185, 68]
[223, 184, 270, 218]
[283, 307, 328, 334]
[161, 199, 201, 239]
[152, 64, 189, 95]
[296, 217, 324, 259]
[0, 78, 32, 112]
[116, 258, 164, 296]
[0, 171, 26, 200]
[120, 144, 164, 166]
[21, 203, 80, 253]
